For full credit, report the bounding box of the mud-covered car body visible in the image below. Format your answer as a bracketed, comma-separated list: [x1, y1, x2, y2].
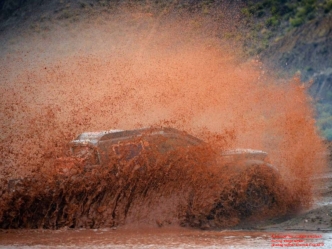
[60, 127, 285, 227]
[68, 127, 271, 170]
[3, 127, 290, 230]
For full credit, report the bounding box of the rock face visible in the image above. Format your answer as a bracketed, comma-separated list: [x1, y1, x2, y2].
[310, 68, 332, 100]
[262, 14, 332, 100]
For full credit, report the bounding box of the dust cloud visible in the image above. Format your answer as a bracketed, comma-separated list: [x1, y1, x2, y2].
[0, 5, 327, 229]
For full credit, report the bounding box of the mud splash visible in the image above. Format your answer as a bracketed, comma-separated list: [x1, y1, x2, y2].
[1, 143, 295, 229]
[0, 5, 327, 229]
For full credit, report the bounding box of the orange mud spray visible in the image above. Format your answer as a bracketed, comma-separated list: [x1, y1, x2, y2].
[0, 4, 327, 229]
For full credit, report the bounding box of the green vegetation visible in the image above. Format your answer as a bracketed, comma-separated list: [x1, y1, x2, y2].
[289, 16, 305, 27]
[265, 16, 279, 27]
[241, 0, 332, 55]
[240, 1, 332, 140]
[325, 0, 332, 12]
[242, 0, 331, 29]
[242, 0, 332, 25]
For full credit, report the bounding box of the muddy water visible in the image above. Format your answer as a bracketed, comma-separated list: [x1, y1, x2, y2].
[0, 228, 331, 248]
[0, 146, 299, 229]
[0, 2, 328, 234]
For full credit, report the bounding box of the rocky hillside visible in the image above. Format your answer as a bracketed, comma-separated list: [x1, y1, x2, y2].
[263, 15, 331, 96]
[241, 1, 331, 93]
[2, 0, 329, 87]
[238, 0, 332, 137]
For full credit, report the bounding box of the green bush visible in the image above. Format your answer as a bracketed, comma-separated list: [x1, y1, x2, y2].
[242, 0, 327, 29]
[324, 0, 332, 13]
[271, 5, 279, 15]
[296, 7, 308, 17]
[290, 16, 305, 27]
[241, 7, 251, 17]
[266, 16, 279, 27]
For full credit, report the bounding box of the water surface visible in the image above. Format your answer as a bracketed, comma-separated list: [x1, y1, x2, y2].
[1, 228, 331, 248]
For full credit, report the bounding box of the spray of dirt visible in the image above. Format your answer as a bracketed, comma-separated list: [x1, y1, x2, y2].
[0, 4, 328, 229]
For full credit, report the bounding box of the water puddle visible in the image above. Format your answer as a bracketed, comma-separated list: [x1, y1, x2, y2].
[1, 229, 331, 248]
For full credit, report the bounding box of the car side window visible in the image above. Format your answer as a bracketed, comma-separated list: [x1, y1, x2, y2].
[112, 142, 143, 160]
[145, 135, 193, 153]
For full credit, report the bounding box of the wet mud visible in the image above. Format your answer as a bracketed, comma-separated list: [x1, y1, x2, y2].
[1, 228, 331, 249]
[0, 5, 328, 230]
[1, 145, 298, 229]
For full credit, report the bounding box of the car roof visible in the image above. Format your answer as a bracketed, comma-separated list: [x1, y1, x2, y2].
[70, 127, 203, 147]
[221, 149, 267, 156]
